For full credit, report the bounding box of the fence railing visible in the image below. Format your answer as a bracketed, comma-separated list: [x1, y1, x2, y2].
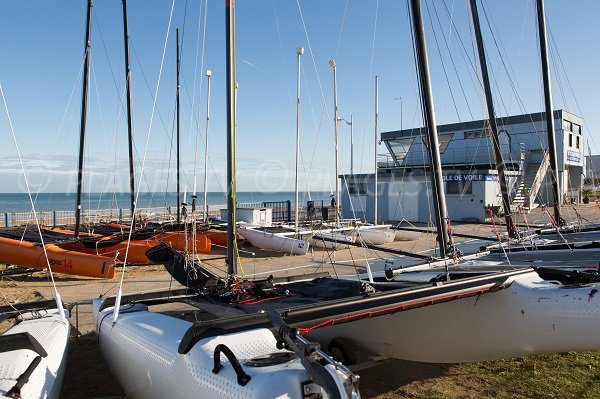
[0, 200, 336, 227]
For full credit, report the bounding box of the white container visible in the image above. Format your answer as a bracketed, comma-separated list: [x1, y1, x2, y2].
[220, 207, 273, 227]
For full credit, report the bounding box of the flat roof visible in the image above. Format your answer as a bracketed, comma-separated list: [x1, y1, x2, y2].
[381, 109, 582, 140]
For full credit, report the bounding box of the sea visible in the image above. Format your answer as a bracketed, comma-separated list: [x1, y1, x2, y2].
[0, 192, 333, 213]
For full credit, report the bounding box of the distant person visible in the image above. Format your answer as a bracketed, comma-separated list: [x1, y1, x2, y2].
[330, 195, 336, 208]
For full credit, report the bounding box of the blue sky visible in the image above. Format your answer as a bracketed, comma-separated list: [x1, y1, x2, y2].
[0, 0, 598, 194]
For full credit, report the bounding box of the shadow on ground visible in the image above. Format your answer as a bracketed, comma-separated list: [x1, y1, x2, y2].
[358, 359, 453, 398]
[61, 331, 125, 399]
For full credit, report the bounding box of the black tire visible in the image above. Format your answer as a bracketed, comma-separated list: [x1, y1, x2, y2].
[328, 337, 357, 365]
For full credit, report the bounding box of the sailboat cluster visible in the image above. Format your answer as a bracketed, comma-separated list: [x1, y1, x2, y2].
[2, 0, 600, 398]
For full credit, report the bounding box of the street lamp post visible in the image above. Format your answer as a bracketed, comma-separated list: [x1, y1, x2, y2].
[338, 115, 353, 175]
[394, 96, 403, 130]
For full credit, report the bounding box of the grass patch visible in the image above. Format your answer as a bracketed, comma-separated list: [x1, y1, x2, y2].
[368, 351, 600, 399]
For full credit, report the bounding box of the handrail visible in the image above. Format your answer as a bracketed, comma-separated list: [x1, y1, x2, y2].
[528, 150, 550, 207]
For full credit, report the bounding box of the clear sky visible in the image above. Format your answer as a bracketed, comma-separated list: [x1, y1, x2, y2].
[0, 0, 598, 194]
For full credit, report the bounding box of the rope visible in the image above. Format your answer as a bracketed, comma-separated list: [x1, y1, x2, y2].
[1, 84, 66, 322]
[113, 0, 176, 323]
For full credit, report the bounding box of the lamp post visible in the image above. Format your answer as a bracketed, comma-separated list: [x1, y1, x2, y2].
[203, 69, 212, 224]
[329, 59, 339, 226]
[294, 47, 304, 232]
[338, 115, 353, 175]
[394, 96, 403, 130]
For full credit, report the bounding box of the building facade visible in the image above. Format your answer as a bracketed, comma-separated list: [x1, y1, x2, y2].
[342, 110, 585, 223]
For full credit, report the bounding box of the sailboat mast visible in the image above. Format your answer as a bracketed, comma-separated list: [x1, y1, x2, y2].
[374, 75, 379, 225]
[329, 59, 340, 226]
[226, 0, 237, 275]
[536, 0, 564, 225]
[74, 0, 93, 239]
[295, 47, 304, 231]
[122, 0, 136, 219]
[409, 0, 451, 258]
[176, 28, 181, 224]
[468, 0, 517, 238]
[203, 69, 212, 224]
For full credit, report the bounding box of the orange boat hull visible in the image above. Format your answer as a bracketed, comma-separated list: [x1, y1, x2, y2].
[58, 239, 156, 265]
[199, 229, 228, 247]
[0, 236, 115, 278]
[153, 231, 211, 253]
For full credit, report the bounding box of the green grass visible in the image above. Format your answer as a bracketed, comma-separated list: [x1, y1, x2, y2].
[363, 351, 600, 399]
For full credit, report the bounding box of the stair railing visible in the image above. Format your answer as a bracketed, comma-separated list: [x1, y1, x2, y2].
[527, 150, 550, 208]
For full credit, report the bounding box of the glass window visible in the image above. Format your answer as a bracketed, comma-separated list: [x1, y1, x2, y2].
[386, 137, 415, 161]
[347, 182, 367, 195]
[569, 133, 573, 147]
[421, 133, 453, 154]
[563, 120, 572, 131]
[573, 123, 582, 134]
[464, 129, 490, 139]
[446, 180, 472, 195]
[576, 135, 580, 149]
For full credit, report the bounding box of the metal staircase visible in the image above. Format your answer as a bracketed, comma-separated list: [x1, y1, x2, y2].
[511, 151, 550, 210]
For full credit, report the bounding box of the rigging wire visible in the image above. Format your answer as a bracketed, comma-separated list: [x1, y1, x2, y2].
[192, 0, 209, 201]
[1, 83, 67, 323]
[113, 0, 176, 322]
[295, 0, 337, 198]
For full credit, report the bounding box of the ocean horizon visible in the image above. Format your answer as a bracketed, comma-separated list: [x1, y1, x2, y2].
[0, 191, 333, 213]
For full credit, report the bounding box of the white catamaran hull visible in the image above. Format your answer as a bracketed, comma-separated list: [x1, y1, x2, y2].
[393, 230, 421, 241]
[94, 302, 357, 399]
[353, 228, 389, 245]
[238, 227, 310, 255]
[311, 232, 354, 250]
[0, 309, 70, 399]
[306, 271, 600, 363]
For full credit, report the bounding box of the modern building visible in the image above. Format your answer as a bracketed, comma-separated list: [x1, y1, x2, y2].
[341, 110, 585, 223]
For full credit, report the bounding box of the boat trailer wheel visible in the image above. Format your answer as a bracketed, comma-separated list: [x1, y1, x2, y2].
[327, 337, 357, 365]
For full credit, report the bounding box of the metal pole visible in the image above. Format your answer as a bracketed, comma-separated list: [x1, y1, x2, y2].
[176, 29, 181, 224]
[226, 0, 237, 275]
[409, 0, 451, 258]
[295, 47, 304, 232]
[374, 76, 379, 225]
[469, 0, 517, 238]
[122, 0, 136, 220]
[536, 0, 564, 225]
[74, 0, 93, 238]
[350, 114, 354, 175]
[203, 69, 212, 224]
[329, 59, 340, 226]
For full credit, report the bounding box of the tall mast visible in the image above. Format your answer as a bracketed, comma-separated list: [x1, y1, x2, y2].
[203, 69, 212, 224]
[176, 28, 181, 224]
[536, 0, 564, 225]
[469, 0, 517, 238]
[294, 47, 304, 232]
[409, 0, 451, 258]
[74, 0, 93, 238]
[226, 0, 237, 275]
[329, 59, 340, 226]
[122, 0, 136, 219]
[374, 75, 379, 225]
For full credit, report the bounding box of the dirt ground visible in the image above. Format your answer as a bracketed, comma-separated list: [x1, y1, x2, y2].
[2, 205, 600, 398]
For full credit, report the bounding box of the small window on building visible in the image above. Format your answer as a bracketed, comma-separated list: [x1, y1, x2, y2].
[573, 123, 582, 135]
[564, 120, 572, 131]
[446, 180, 472, 195]
[347, 182, 367, 195]
[386, 137, 415, 161]
[421, 133, 453, 154]
[464, 129, 490, 139]
[576, 135, 580, 149]
[569, 133, 573, 147]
